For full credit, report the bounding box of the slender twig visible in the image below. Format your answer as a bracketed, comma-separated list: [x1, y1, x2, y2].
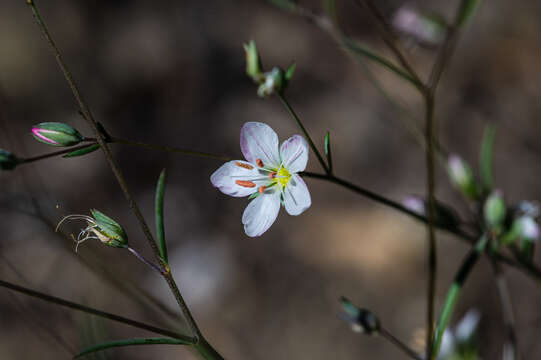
[20, 142, 97, 164]
[25, 1, 217, 355]
[111, 137, 232, 161]
[490, 260, 521, 360]
[353, 0, 425, 89]
[278, 94, 330, 173]
[0, 279, 196, 343]
[127, 247, 163, 275]
[424, 93, 437, 360]
[379, 327, 423, 360]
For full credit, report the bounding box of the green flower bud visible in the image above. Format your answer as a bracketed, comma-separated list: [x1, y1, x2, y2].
[257, 67, 285, 97]
[90, 209, 129, 248]
[244, 40, 264, 83]
[447, 155, 478, 200]
[339, 297, 380, 335]
[0, 149, 19, 170]
[484, 191, 506, 229]
[32, 122, 83, 147]
[56, 210, 128, 251]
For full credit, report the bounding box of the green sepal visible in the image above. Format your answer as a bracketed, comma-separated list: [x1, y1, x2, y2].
[74, 337, 192, 359]
[90, 209, 128, 247]
[0, 149, 19, 170]
[63, 144, 100, 158]
[285, 62, 296, 82]
[244, 40, 264, 84]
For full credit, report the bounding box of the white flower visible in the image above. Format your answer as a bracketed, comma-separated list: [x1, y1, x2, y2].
[211, 122, 311, 237]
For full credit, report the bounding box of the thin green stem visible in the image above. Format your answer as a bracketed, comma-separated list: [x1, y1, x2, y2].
[74, 337, 191, 359]
[20, 142, 97, 164]
[111, 138, 232, 161]
[432, 235, 488, 357]
[25, 2, 219, 356]
[0, 278, 196, 343]
[127, 247, 163, 275]
[278, 94, 329, 173]
[353, 0, 425, 90]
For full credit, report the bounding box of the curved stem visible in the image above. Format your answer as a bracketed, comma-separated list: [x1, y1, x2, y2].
[379, 327, 423, 360]
[127, 247, 163, 275]
[25, 1, 217, 355]
[20, 142, 97, 164]
[110, 138, 232, 161]
[0, 278, 195, 343]
[278, 94, 330, 174]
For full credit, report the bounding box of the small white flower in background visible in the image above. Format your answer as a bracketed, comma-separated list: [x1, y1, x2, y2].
[211, 122, 311, 237]
[438, 309, 481, 360]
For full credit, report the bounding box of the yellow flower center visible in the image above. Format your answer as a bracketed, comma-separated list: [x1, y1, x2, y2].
[276, 167, 291, 188]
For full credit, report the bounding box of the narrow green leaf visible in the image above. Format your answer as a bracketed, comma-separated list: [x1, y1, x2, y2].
[455, 0, 482, 28]
[342, 37, 423, 91]
[479, 124, 496, 192]
[324, 131, 332, 173]
[74, 337, 191, 359]
[63, 144, 100, 158]
[155, 169, 168, 264]
[432, 235, 487, 356]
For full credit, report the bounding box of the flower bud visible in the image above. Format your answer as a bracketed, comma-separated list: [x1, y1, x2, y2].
[392, 6, 446, 46]
[0, 149, 19, 170]
[447, 155, 477, 200]
[257, 67, 285, 97]
[483, 190, 506, 229]
[244, 40, 264, 84]
[90, 209, 129, 248]
[402, 195, 461, 230]
[339, 297, 380, 335]
[32, 122, 83, 147]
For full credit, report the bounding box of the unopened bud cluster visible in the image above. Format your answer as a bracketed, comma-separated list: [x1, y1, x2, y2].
[244, 40, 295, 98]
[339, 297, 380, 335]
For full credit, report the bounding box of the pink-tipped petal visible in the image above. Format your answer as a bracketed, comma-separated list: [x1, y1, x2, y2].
[240, 122, 280, 168]
[280, 135, 308, 173]
[32, 128, 59, 145]
[283, 174, 311, 216]
[210, 160, 263, 197]
[242, 189, 281, 237]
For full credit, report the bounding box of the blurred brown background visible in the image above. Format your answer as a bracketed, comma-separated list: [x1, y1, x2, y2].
[1, 0, 541, 359]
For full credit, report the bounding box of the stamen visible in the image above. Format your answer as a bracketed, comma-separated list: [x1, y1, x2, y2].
[235, 161, 254, 170]
[235, 180, 256, 188]
[269, 171, 277, 179]
[259, 185, 266, 194]
[256, 158, 264, 168]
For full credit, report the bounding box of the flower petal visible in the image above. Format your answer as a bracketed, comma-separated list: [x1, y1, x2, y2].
[279, 135, 308, 173]
[240, 122, 281, 168]
[211, 160, 262, 197]
[242, 189, 281, 237]
[283, 174, 311, 215]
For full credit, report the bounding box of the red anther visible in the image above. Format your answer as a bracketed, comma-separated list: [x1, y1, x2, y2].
[258, 186, 266, 194]
[256, 158, 264, 167]
[269, 171, 277, 179]
[235, 180, 256, 188]
[235, 161, 254, 170]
